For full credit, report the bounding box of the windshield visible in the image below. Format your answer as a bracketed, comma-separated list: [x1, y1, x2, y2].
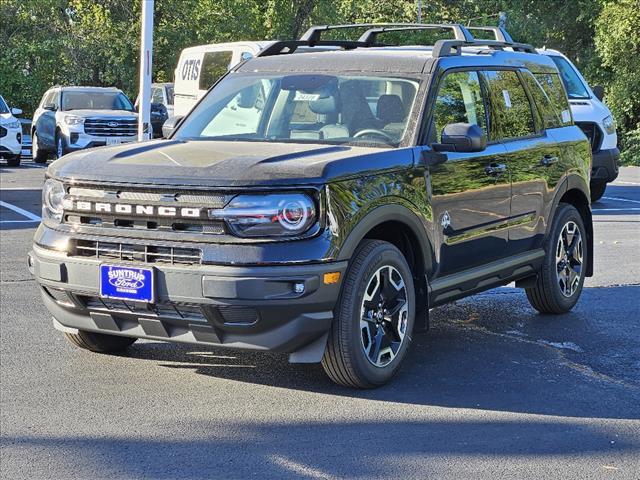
[176, 73, 420, 147]
[0, 95, 9, 114]
[549, 56, 590, 99]
[61, 91, 134, 111]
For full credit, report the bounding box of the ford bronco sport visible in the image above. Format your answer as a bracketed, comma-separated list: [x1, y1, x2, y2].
[30, 24, 593, 388]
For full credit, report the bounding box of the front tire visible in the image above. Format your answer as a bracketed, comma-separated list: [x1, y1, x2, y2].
[590, 181, 607, 203]
[55, 132, 66, 159]
[526, 204, 587, 314]
[32, 131, 48, 164]
[322, 240, 415, 388]
[6, 154, 21, 167]
[65, 330, 137, 353]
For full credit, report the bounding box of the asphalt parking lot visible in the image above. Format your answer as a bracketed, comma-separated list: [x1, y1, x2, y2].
[1, 159, 639, 479]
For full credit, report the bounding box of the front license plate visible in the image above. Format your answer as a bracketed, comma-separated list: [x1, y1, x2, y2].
[100, 265, 154, 302]
[105, 138, 122, 146]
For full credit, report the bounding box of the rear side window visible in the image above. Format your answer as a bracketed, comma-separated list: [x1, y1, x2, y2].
[520, 71, 567, 129]
[481, 70, 535, 141]
[534, 73, 572, 126]
[430, 71, 487, 143]
[199, 51, 233, 90]
[548, 56, 589, 99]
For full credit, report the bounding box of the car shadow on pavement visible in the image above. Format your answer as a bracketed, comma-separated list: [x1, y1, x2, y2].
[592, 184, 640, 216]
[2, 417, 638, 479]
[125, 285, 640, 420]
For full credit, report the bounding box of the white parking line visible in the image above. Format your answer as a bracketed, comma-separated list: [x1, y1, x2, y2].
[592, 208, 640, 212]
[0, 200, 41, 222]
[612, 180, 640, 186]
[602, 196, 640, 204]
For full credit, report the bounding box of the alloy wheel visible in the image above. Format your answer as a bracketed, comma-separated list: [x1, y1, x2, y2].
[359, 265, 409, 367]
[56, 137, 63, 159]
[555, 220, 583, 297]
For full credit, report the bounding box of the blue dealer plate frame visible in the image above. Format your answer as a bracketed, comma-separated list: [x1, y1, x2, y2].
[99, 264, 155, 303]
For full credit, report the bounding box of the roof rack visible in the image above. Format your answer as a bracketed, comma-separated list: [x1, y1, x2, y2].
[433, 39, 537, 57]
[357, 24, 475, 46]
[465, 26, 514, 43]
[256, 39, 371, 57]
[300, 23, 473, 45]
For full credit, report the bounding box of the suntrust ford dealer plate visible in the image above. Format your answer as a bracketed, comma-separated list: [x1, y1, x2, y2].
[99, 265, 154, 303]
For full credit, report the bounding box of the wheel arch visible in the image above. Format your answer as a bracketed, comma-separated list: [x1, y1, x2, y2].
[336, 203, 434, 302]
[550, 175, 593, 277]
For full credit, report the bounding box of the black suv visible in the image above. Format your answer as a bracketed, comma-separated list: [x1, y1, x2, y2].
[30, 24, 593, 388]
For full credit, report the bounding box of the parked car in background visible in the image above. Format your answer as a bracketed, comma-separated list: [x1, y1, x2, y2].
[31, 86, 138, 164]
[19, 118, 32, 159]
[468, 26, 619, 202]
[0, 94, 23, 166]
[173, 42, 269, 116]
[135, 83, 174, 137]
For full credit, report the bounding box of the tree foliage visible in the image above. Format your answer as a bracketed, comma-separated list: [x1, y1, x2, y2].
[0, 0, 637, 163]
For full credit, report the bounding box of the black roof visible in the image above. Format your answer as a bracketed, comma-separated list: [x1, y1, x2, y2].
[235, 46, 558, 75]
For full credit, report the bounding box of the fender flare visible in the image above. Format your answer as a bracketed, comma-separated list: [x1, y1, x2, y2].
[336, 203, 433, 275]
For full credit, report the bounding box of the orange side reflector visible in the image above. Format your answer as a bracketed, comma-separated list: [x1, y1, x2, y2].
[323, 272, 341, 284]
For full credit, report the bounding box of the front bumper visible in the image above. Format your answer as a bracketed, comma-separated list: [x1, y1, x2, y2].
[591, 147, 620, 184]
[62, 131, 137, 151]
[0, 128, 22, 156]
[29, 242, 347, 361]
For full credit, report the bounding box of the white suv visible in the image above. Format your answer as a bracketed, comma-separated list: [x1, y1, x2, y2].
[32, 86, 138, 164]
[0, 94, 23, 167]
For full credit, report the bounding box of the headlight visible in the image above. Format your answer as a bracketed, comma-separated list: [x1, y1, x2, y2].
[4, 120, 20, 129]
[63, 115, 85, 126]
[209, 193, 317, 237]
[602, 115, 616, 135]
[43, 179, 65, 222]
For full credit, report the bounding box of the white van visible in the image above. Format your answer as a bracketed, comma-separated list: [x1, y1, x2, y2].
[173, 41, 271, 117]
[468, 26, 619, 201]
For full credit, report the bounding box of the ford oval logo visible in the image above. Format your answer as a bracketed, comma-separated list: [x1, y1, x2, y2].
[108, 121, 119, 127]
[107, 269, 145, 290]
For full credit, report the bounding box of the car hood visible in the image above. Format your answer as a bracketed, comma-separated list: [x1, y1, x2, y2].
[57, 109, 137, 119]
[48, 139, 413, 187]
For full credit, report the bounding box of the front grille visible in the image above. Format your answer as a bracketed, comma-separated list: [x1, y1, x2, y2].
[576, 122, 603, 153]
[83, 296, 206, 322]
[0, 126, 6, 138]
[84, 118, 137, 137]
[73, 239, 202, 265]
[63, 186, 229, 235]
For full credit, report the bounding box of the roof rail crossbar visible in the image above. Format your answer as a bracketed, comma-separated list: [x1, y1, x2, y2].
[357, 24, 475, 45]
[465, 26, 514, 43]
[300, 23, 473, 45]
[256, 40, 371, 57]
[433, 39, 537, 57]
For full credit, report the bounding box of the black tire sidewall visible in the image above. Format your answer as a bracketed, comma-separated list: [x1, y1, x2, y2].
[33, 131, 47, 163]
[590, 182, 607, 203]
[341, 243, 416, 386]
[542, 204, 587, 311]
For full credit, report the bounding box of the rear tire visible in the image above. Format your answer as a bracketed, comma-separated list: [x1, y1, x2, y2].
[590, 182, 607, 202]
[526, 203, 587, 314]
[65, 330, 137, 353]
[32, 131, 48, 164]
[6, 154, 21, 167]
[321, 240, 415, 388]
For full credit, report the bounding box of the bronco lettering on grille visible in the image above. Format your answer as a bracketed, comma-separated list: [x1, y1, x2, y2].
[71, 201, 202, 218]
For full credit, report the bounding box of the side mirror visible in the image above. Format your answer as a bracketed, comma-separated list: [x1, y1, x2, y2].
[592, 85, 605, 102]
[11, 107, 22, 116]
[162, 115, 184, 138]
[43, 103, 56, 111]
[433, 123, 486, 153]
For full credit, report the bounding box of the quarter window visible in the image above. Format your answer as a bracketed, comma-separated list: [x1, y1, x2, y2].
[430, 71, 487, 143]
[481, 70, 535, 141]
[199, 51, 233, 90]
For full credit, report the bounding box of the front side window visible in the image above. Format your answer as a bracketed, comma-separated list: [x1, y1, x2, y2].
[177, 73, 420, 148]
[165, 85, 174, 105]
[549, 56, 589, 99]
[482, 70, 535, 141]
[199, 51, 233, 90]
[430, 71, 486, 143]
[151, 87, 164, 104]
[61, 91, 134, 111]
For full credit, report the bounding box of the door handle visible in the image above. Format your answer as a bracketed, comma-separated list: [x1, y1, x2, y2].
[541, 155, 559, 166]
[484, 163, 507, 176]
